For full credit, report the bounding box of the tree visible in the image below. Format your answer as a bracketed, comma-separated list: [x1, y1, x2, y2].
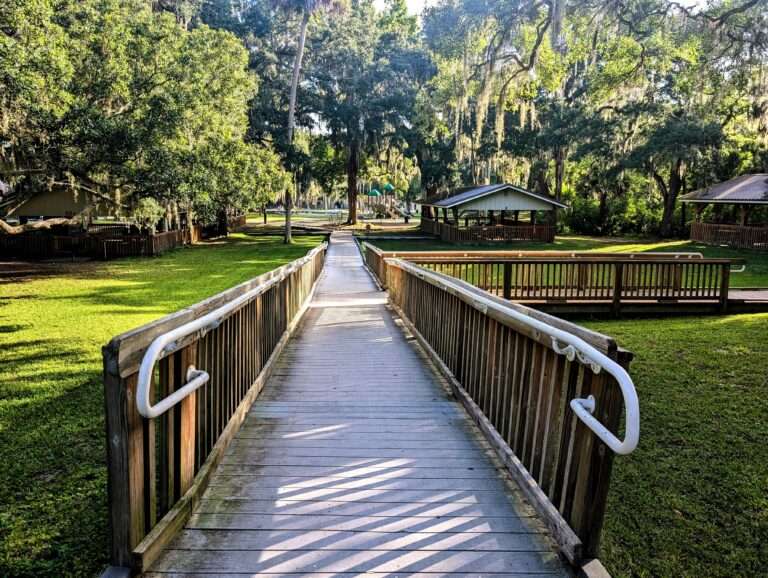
[275, 0, 339, 243]
[1, 0, 259, 234]
[308, 0, 432, 224]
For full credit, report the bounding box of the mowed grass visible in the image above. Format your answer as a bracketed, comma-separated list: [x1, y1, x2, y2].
[368, 235, 768, 287]
[0, 234, 324, 577]
[581, 314, 768, 578]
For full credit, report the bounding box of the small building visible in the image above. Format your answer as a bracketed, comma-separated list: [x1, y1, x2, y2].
[6, 186, 122, 222]
[418, 183, 567, 243]
[681, 174, 768, 249]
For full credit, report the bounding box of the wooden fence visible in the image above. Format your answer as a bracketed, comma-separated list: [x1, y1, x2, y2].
[228, 213, 246, 229]
[88, 223, 134, 236]
[102, 243, 326, 572]
[421, 219, 556, 243]
[361, 243, 735, 314]
[1, 230, 192, 260]
[385, 258, 633, 562]
[691, 222, 768, 250]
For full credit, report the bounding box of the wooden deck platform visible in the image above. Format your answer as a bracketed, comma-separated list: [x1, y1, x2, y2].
[529, 288, 768, 317]
[146, 232, 569, 576]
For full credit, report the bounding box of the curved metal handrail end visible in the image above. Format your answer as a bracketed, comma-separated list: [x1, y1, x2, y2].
[137, 366, 209, 419]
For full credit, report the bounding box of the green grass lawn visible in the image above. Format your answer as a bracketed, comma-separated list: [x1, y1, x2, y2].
[369, 235, 768, 287]
[582, 313, 768, 578]
[0, 234, 323, 577]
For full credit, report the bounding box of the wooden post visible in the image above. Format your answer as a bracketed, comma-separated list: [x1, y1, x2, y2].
[611, 263, 623, 317]
[103, 357, 147, 566]
[179, 345, 197, 494]
[442, 208, 449, 224]
[739, 205, 749, 226]
[503, 263, 512, 300]
[719, 263, 729, 313]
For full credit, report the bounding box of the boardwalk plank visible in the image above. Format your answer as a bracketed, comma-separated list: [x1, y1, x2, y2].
[148, 232, 567, 576]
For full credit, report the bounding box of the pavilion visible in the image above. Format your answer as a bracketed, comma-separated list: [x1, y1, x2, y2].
[418, 183, 567, 243]
[681, 174, 768, 249]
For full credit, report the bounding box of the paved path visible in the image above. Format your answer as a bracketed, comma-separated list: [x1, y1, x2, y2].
[729, 288, 768, 302]
[147, 232, 568, 577]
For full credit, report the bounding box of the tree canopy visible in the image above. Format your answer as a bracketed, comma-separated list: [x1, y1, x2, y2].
[2, 0, 767, 233]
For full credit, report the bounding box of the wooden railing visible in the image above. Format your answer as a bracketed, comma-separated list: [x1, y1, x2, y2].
[691, 221, 768, 250]
[0, 229, 194, 260]
[360, 243, 734, 314]
[88, 223, 134, 235]
[420, 219, 555, 242]
[102, 243, 326, 572]
[385, 258, 634, 563]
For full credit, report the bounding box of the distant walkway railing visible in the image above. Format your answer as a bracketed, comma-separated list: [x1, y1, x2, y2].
[362, 243, 739, 314]
[421, 218, 555, 242]
[691, 221, 768, 250]
[382, 255, 637, 563]
[102, 243, 326, 573]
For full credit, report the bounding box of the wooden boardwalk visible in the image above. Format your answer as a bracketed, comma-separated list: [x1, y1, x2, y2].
[146, 232, 569, 577]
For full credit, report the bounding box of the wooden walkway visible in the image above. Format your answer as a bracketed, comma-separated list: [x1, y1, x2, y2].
[147, 232, 569, 577]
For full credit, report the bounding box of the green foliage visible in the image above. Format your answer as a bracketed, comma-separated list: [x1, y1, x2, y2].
[417, 0, 768, 235]
[132, 197, 165, 231]
[1, 0, 282, 223]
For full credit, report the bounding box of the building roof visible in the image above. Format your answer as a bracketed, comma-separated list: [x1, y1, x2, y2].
[418, 183, 568, 210]
[680, 174, 768, 204]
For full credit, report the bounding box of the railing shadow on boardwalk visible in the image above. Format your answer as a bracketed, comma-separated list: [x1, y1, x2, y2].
[101, 234, 639, 577]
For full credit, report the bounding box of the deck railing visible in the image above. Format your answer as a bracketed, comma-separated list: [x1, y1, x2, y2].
[421, 219, 556, 242]
[361, 243, 735, 314]
[691, 221, 768, 250]
[384, 257, 636, 563]
[102, 243, 326, 572]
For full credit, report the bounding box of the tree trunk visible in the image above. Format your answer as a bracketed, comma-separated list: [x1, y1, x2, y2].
[0, 217, 76, 235]
[285, 10, 310, 244]
[552, 146, 565, 226]
[346, 142, 359, 225]
[654, 159, 685, 237]
[263, 205, 267, 224]
[598, 188, 608, 234]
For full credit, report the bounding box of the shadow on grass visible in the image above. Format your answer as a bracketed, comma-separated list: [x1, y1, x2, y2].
[0, 341, 108, 577]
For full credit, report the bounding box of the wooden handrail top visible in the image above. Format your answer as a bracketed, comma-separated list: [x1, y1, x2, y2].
[403, 256, 741, 265]
[104, 243, 328, 377]
[386, 257, 620, 356]
[360, 242, 709, 260]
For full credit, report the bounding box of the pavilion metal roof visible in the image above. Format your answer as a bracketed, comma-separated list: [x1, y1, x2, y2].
[418, 183, 568, 209]
[680, 174, 768, 204]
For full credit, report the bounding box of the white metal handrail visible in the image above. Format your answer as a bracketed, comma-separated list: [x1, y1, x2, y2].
[390, 258, 640, 455]
[135, 244, 325, 419]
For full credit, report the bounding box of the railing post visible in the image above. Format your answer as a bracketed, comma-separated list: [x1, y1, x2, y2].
[611, 263, 623, 317]
[103, 350, 147, 566]
[719, 263, 730, 313]
[178, 344, 197, 494]
[502, 262, 512, 300]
